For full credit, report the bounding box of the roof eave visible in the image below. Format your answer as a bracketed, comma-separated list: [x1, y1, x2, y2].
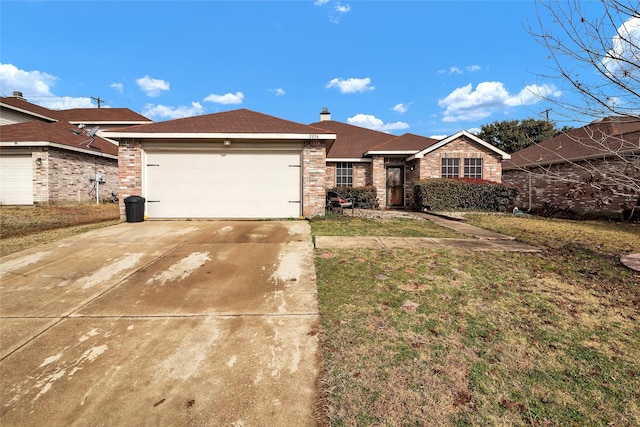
[0, 140, 118, 159]
[103, 132, 336, 140]
[0, 102, 59, 122]
[364, 150, 418, 156]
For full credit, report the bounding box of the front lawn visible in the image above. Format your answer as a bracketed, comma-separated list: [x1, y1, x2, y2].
[313, 214, 640, 426]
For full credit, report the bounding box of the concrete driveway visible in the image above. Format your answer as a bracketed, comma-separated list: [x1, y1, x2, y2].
[0, 221, 320, 426]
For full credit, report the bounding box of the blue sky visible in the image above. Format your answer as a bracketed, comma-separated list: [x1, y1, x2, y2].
[0, 1, 632, 138]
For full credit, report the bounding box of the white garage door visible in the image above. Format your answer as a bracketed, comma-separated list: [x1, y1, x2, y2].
[145, 151, 302, 218]
[0, 155, 33, 205]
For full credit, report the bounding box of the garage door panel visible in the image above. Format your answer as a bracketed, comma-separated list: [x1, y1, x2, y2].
[0, 155, 33, 205]
[145, 151, 301, 218]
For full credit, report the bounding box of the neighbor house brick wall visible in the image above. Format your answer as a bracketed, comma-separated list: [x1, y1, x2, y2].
[303, 140, 327, 217]
[32, 147, 117, 204]
[503, 157, 638, 218]
[118, 138, 143, 217]
[419, 136, 503, 183]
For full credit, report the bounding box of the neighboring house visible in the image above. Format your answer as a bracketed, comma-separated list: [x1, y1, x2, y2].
[104, 109, 335, 219]
[502, 116, 640, 218]
[310, 109, 511, 208]
[0, 93, 150, 205]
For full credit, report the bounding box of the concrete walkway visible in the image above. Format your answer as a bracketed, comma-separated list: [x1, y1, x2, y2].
[315, 212, 541, 252]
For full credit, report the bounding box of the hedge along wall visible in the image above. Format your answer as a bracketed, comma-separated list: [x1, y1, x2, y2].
[414, 178, 517, 212]
[327, 186, 379, 209]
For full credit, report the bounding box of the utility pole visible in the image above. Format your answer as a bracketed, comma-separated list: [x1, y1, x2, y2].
[541, 108, 552, 123]
[91, 96, 105, 108]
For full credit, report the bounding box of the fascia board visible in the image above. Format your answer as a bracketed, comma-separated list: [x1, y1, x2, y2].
[0, 140, 117, 160]
[326, 158, 372, 163]
[103, 132, 337, 140]
[413, 130, 511, 160]
[364, 150, 418, 156]
[0, 103, 59, 122]
[69, 121, 152, 125]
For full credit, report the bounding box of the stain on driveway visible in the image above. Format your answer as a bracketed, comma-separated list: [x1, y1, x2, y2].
[0, 221, 319, 426]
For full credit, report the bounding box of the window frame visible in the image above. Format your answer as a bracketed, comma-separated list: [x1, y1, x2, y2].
[441, 158, 460, 178]
[464, 158, 483, 179]
[335, 162, 353, 187]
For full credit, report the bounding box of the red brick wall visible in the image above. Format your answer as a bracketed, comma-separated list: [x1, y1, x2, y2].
[503, 157, 637, 218]
[325, 162, 372, 188]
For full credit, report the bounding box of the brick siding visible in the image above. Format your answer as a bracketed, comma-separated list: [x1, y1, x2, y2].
[117, 139, 143, 217]
[503, 157, 638, 218]
[303, 140, 327, 217]
[33, 147, 117, 204]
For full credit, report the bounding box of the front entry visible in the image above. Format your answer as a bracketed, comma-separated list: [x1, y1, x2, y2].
[386, 166, 404, 207]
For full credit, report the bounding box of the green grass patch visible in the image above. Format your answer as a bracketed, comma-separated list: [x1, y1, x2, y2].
[310, 215, 463, 238]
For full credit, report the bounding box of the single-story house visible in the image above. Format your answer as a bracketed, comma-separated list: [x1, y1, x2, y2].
[104, 109, 335, 219]
[0, 93, 151, 205]
[502, 116, 640, 218]
[310, 108, 511, 209]
[104, 107, 511, 219]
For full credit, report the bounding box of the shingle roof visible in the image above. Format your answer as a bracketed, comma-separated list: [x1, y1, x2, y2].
[0, 96, 63, 122]
[110, 109, 333, 135]
[369, 132, 439, 152]
[60, 108, 152, 124]
[309, 120, 395, 158]
[0, 120, 118, 157]
[504, 116, 640, 169]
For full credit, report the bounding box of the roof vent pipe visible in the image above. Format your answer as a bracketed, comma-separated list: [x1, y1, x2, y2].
[320, 107, 331, 121]
[12, 91, 25, 99]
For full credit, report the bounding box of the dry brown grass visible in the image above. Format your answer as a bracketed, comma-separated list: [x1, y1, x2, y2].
[0, 204, 120, 256]
[313, 215, 640, 426]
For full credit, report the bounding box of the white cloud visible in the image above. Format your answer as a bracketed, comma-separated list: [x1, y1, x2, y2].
[0, 63, 94, 109]
[438, 81, 561, 122]
[315, 1, 349, 24]
[136, 75, 170, 97]
[335, 3, 350, 13]
[110, 82, 123, 93]
[602, 16, 640, 78]
[326, 77, 374, 93]
[347, 113, 409, 133]
[141, 102, 204, 120]
[438, 65, 481, 75]
[392, 103, 410, 114]
[204, 92, 244, 104]
[429, 134, 448, 140]
[466, 65, 481, 73]
[269, 88, 285, 96]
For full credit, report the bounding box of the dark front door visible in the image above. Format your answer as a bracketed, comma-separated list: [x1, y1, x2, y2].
[386, 166, 404, 206]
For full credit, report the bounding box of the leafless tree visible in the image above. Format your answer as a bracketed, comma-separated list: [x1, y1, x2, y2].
[515, 0, 639, 218]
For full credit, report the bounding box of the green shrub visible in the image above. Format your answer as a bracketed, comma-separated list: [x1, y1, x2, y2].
[414, 178, 517, 212]
[327, 186, 379, 209]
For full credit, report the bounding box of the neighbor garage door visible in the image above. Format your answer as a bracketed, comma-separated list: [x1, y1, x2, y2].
[0, 155, 33, 205]
[145, 151, 302, 218]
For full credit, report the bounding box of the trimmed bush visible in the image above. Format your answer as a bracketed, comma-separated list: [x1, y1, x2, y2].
[327, 186, 379, 209]
[414, 178, 517, 212]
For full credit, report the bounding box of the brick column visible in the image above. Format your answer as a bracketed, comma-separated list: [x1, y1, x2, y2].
[302, 140, 327, 218]
[372, 155, 386, 208]
[118, 138, 143, 218]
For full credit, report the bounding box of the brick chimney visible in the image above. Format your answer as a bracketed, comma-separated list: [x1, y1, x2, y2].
[320, 107, 331, 121]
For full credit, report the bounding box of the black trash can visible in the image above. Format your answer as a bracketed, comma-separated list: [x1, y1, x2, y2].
[124, 196, 146, 223]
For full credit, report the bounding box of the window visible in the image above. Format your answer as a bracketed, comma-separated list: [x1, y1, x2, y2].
[441, 158, 460, 178]
[336, 162, 353, 187]
[464, 158, 483, 179]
